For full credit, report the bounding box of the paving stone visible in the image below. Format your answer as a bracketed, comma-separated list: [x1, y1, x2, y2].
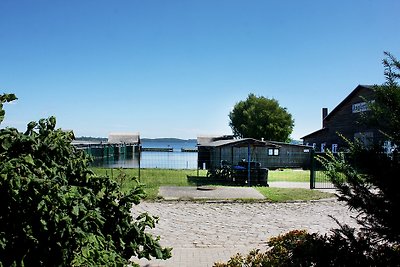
[159, 186, 265, 200]
[132, 200, 358, 266]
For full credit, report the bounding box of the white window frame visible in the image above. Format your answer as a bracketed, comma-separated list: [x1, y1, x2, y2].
[332, 144, 338, 153]
[268, 148, 280, 156]
[321, 143, 326, 153]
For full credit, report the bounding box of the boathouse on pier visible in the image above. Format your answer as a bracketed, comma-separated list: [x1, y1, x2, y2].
[73, 133, 140, 158]
[108, 132, 140, 145]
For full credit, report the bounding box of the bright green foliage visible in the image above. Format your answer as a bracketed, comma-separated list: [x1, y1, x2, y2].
[0, 94, 171, 266]
[229, 93, 294, 142]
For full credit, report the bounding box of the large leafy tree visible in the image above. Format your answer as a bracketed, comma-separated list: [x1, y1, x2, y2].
[0, 94, 171, 266]
[229, 93, 294, 141]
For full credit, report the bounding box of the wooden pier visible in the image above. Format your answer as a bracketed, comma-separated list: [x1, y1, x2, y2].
[181, 148, 198, 152]
[141, 147, 173, 152]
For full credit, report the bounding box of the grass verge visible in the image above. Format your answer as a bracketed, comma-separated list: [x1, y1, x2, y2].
[256, 187, 334, 202]
[268, 169, 310, 182]
[91, 167, 333, 201]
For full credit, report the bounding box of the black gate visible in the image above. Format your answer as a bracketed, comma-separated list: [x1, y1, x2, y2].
[310, 151, 336, 189]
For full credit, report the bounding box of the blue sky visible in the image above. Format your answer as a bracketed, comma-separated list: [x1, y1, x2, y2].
[1, 0, 399, 140]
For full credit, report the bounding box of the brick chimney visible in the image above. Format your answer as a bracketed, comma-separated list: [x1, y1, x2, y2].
[322, 108, 328, 127]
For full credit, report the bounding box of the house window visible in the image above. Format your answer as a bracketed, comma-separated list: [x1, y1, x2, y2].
[354, 132, 374, 147]
[383, 141, 397, 155]
[321, 143, 326, 152]
[332, 144, 338, 153]
[268, 148, 279, 156]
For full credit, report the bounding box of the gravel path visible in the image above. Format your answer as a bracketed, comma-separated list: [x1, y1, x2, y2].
[132, 200, 358, 267]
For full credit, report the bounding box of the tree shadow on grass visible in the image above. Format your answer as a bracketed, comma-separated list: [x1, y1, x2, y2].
[186, 175, 247, 187]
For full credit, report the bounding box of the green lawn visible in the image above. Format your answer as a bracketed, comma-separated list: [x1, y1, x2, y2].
[91, 168, 333, 201]
[91, 168, 206, 199]
[268, 169, 310, 182]
[256, 187, 333, 202]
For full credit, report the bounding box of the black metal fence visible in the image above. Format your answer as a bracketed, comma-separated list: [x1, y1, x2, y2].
[200, 150, 312, 186]
[310, 151, 336, 189]
[90, 150, 197, 169]
[90, 149, 315, 187]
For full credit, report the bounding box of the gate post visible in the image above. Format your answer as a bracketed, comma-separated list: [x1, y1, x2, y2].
[247, 142, 251, 186]
[310, 150, 315, 189]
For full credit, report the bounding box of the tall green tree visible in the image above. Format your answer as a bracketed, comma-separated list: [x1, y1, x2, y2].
[367, 51, 400, 143]
[0, 94, 171, 266]
[229, 93, 294, 141]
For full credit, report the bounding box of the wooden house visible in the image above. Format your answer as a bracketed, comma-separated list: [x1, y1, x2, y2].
[302, 85, 385, 152]
[198, 136, 312, 170]
[268, 141, 312, 169]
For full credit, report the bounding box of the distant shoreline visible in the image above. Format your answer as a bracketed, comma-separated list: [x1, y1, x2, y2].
[75, 136, 197, 143]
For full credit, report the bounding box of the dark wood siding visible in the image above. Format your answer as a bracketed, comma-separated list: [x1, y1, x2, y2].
[302, 85, 386, 151]
[265, 143, 311, 169]
[323, 86, 375, 147]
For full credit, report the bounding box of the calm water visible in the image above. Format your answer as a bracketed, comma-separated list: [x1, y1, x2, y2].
[91, 139, 198, 169]
[140, 139, 197, 152]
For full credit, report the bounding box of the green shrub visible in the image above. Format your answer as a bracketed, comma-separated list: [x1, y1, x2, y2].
[0, 94, 171, 266]
[214, 229, 400, 267]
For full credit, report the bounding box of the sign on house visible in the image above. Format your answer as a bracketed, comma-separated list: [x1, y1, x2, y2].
[352, 100, 374, 113]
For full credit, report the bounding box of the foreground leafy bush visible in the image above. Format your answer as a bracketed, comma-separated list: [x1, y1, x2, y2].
[214, 229, 400, 267]
[0, 94, 171, 266]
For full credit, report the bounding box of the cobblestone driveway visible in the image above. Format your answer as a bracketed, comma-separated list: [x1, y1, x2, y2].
[133, 200, 358, 267]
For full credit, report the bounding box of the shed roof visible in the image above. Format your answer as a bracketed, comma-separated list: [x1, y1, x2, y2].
[197, 135, 234, 145]
[108, 132, 140, 144]
[268, 140, 313, 148]
[198, 137, 278, 148]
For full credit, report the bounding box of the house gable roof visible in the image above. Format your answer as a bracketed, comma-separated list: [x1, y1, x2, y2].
[301, 128, 328, 140]
[324, 84, 374, 121]
[301, 84, 374, 140]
